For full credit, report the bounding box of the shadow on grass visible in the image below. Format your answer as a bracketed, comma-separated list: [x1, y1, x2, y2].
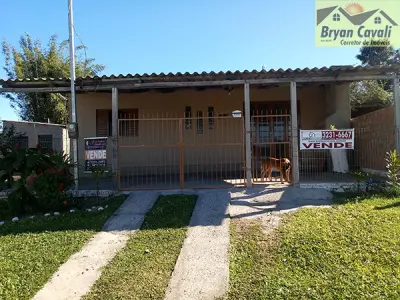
[0, 193, 201, 236]
[375, 201, 400, 210]
[0, 195, 127, 236]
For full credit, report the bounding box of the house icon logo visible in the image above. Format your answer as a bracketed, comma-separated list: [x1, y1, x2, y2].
[315, 0, 400, 47]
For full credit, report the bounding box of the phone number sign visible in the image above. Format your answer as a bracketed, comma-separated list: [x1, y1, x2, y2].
[300, 129, 354, 150]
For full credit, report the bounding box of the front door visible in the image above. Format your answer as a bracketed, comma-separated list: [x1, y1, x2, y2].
[250, 101, 292, 182]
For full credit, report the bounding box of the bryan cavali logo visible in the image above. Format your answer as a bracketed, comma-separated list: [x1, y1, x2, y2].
[316, 1, 400, 47]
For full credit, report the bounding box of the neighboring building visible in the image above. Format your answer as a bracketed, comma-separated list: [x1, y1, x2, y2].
[0, 65, 398, 190]
[2, 120, 70, 154]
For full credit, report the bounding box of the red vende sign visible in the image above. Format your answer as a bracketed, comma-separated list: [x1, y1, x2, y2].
[302, 142, 353, 149]
[300, 129, 354, 150]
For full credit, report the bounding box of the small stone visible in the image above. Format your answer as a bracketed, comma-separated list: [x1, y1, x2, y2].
[92, 206, 97, 210]
[44, 213, 51, 217]
[86, 209, 92, 212]
[29, 215, 35, 219]
[105, 205, 108, 208]
[144, 249, 150, 254]
[54, 212, 60, 216]
[98, 207, 104, 211]
[70, 209, 75, 213]
[12, 217, 19, 222]
[0, 221, 4, 226]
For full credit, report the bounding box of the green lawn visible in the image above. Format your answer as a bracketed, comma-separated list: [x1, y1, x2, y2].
[84, 194, 197, 300]
[0, 194, 126, 300]
[227, 196, 400, 300]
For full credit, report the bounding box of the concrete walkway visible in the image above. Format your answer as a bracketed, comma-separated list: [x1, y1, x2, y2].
[33, 192, 158, 300]
[164, 191, 231, 300]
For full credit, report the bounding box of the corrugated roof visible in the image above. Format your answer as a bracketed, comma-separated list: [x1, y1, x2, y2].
[0, 65, 397, 85]
[0, 65, 398, 91]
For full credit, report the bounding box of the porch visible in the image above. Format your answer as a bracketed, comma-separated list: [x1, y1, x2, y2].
[1, 65, 398, 191]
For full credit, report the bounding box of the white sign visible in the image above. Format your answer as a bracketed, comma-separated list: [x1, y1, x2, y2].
[232, 110, 242, 118]
[300, 129, 354, 150]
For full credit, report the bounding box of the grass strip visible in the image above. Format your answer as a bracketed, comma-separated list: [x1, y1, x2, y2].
[227, 196, 400, 299]
[84, 194, 197, 300]
[0, 194, 126, 300]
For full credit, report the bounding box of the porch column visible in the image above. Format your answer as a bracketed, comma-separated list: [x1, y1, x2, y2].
[244, 83, 252, 188]
[394, 77, 400, 153]
[290, 81, 300, 186]
[112, 87, 119, 176]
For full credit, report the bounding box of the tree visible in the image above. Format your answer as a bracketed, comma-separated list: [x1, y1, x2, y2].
[356, 44, 398, 66]
[350, 80, 393, 115]
[2, 34, 105, 124]
[351, 43, 399, 116]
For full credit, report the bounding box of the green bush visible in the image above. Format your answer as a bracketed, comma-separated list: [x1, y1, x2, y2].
[384, 150, 400, 197]
[0, 145, 74, 216]
[27, 167, 73, 212]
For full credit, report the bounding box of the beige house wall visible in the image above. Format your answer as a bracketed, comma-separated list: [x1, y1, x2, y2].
[2, 120, 70, 154]
[75, 84, 347, 172]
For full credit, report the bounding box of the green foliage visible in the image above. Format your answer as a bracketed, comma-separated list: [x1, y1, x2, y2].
[0, 146, 74, 215]
[0, 124, 24, 157]
[0, 125, 26, 188]
[28, 168, 73, 212]
[2, 34, 105, 124]
[350, 80, 393, 112]
[356, 43, 399, 66]
[385, 150, 400, 196]
[352, 43, 399, 114]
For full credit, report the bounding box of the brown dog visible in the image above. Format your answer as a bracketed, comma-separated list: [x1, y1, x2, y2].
[261, 157, 291, 184]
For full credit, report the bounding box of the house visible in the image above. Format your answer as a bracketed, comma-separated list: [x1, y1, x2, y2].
[2, 120, 70, 154]
[1, 65, 399, 190]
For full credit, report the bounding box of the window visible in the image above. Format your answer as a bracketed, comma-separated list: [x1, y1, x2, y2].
[38, 135, 53, 151]
[333, 13, 340, 21]
[197, 111, 203, 134]
[374, 17, 381, 24]
[12, 136, 28, 149]
[185, 106, 192, 129]
[96, 109, 139, 137]
[208, 107, 214, 129]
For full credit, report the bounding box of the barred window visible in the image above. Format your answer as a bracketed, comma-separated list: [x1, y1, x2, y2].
[38, 135, 53, 151]
[96, 109, 139, 137]
[12, 136, 28, 149]
[197, 111, 203, 134]
[185, 106, 192, 129]
[208, 106, 214, 129]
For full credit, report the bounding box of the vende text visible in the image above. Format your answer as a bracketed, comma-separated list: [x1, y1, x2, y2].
[302, 142, 353, 149]
[85, 150, 107, 160]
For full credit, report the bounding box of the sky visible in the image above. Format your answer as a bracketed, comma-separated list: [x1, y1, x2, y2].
[0, 0, 361, 121]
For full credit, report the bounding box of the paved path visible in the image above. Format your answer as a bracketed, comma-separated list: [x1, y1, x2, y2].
[33, 192, 158, 300]
[164, 191, 230, 300]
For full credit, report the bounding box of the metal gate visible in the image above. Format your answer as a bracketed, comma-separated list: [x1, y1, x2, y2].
[118, 114, 245, 190]
[251, 112, 292, 183]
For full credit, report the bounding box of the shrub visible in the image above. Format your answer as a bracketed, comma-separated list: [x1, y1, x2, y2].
[27, 167, 73, 211]
[384, 150, 400, 197]
[0, 144, 74, 215]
